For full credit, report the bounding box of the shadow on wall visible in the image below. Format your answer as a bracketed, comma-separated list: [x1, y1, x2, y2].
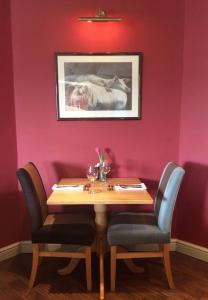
[108, 177, 157, 214]
[104, 147, 120, 177]
[50, 161, 93, 214]
[176, 162, 208, 247]
[52, 150, 120, 179]
[52, 161, 86, 179]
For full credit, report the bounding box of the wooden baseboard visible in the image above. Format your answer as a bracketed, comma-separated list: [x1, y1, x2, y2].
[0, 242, 21, 262]
[174, 239, 208, 262]
[0, 239, 207, 263]
[0, 240, 33, 262]
[20, 240, 32, 253]
[170, 239, 177, 251]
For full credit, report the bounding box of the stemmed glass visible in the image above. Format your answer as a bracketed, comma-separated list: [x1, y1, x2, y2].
[100, 161, 111, 185]
[86, 165, 98, 194]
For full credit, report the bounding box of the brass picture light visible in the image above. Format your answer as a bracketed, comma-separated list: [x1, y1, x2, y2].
[78, 8, 122, 22]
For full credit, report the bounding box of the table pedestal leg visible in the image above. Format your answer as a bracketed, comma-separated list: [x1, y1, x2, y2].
[94, 204, 107, 300]
[117, 246, 145, 273]
[94, 204, 107, 238]
[58, 258, 80, 275]
[99, 238, 104, 300]
[124, 259, 144, 273]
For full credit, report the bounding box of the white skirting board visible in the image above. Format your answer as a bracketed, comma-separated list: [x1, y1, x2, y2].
[0, 241, 32, 262]
[173, 239, 208, 262]
[0, 239, 207, 263]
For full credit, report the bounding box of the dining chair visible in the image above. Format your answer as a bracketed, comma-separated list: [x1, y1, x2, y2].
[16, 162, 96, 291]
[107, 164, 185, 291]
[154, 161, 178, 219]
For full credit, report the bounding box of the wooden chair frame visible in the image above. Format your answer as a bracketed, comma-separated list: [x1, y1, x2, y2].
[29, 243, 92, 291]
[110, 243, 174, 291]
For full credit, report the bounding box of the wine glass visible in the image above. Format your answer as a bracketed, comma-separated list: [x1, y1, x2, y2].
[86, 165, 98, 194]
[100, 161, 111, 185]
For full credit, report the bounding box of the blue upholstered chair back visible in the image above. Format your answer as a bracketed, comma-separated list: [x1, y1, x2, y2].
[158, 166, 185, 233]
[155, 162, 178, 221]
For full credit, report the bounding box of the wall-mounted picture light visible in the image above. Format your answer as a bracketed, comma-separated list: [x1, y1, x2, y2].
[78, 8, 122, 22]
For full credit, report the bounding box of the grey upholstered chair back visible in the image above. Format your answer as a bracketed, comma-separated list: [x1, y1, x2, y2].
[158, 166, 185, 233]
[155, 162, 178, 221]
[16, 163, 48, 232]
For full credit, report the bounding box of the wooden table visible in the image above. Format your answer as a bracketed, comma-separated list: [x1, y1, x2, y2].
[47, 178, 153, 299]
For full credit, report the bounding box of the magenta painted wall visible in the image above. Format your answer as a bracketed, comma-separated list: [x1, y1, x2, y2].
[178, 0, 208, 248]
[10, 0, 185, 240]
[8, 0, 208, 248]
[11, 0, 183, 189]
[0, 0, 20, 247]
[1, 0, 207, 248]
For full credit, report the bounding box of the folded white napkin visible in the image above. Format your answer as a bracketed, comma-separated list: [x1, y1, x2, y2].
[52, 184, 84, 191]
[114, 183, 147, 191]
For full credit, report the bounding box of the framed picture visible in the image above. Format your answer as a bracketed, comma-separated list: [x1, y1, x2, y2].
[55, 52, 142, 120]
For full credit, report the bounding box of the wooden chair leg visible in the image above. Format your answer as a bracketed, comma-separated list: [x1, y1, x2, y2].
[110, 246, 117, 292]
[99, 238, 105, 300]
[85, 246, 92, 291]
[29, 244, 40, 289]
[163, 243, 175, 289]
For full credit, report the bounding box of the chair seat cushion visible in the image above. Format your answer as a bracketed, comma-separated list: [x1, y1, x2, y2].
[32, 223, 95, 245]
[107, 212, 170, 246]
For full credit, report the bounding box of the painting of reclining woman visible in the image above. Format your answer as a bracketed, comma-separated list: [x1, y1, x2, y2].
[64, 62, 132, 111]
[56, 53, 141, 119]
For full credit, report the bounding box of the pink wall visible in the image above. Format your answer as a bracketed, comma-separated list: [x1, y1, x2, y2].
[10, 0, 185, 239]
[0, 0, 188, 245]
[11, 0, 184, 189]
[0, 0, 20, 247]
[0, 0, 205, 249]
[178, 0, 208, 248]
[2, 0, 207, 248]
